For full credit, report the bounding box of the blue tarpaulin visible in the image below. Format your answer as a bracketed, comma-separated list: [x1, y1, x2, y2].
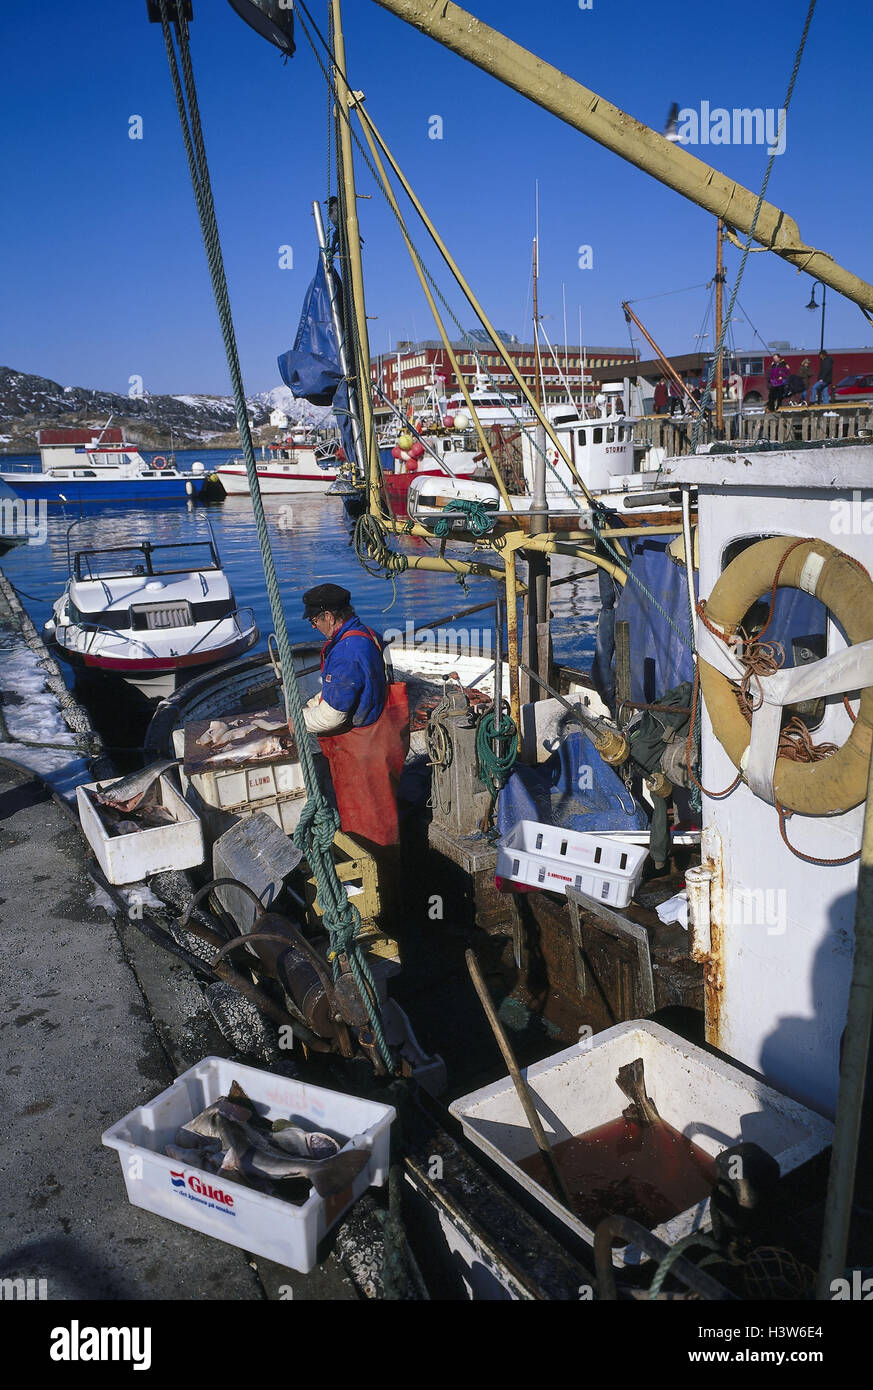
[497, 731, 649, 836]
[603, 538, 828, 708]
[277, 258, 356, 464]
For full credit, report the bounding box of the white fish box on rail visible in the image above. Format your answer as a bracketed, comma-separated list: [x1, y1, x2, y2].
[497, 821, 648, 907]
[406, 474, 500, 530]
[102, 1056, 395, 1274]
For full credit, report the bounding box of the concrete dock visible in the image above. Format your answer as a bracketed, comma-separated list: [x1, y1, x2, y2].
[0, 573, 359, 1301]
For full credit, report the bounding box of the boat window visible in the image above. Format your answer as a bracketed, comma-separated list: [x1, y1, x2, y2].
[606, 427, 615, 443]
[577, 430, 587, 446]
[74, 541, 219, 581]
[130, 601, 194, 632]
[593, 427, 603, 444]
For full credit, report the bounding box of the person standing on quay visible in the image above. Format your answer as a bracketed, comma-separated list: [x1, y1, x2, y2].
[767, 354, 789, 411]
[812, 350, 834, 404]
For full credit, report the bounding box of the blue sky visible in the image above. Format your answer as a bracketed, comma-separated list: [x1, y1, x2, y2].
[2, 0, 871, 396]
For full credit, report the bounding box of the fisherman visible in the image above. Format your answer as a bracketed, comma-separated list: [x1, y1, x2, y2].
[300, 583, 409, 849]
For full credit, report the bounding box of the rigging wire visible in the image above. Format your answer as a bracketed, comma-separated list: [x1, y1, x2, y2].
[689, 0, 819, 452]
[154, 0, 393, 1072]
[625, 282, 711, 305]
[293, 0, 583, 507]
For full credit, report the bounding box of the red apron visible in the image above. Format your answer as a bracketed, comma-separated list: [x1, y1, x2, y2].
[316, 629, 410, 847]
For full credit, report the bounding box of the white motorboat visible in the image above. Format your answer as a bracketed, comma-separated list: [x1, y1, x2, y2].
[216, 429, 339, 494]
[44, 536, 259, 699]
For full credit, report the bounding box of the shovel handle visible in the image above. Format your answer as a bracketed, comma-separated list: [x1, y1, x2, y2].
[465, 950, 574, 1212]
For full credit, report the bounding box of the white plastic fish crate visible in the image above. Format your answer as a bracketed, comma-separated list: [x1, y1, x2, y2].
[496, 821, 648, 908]
[77, 774, 204, 885]
[450, 1021, 833, 1268]
[102, 1056, 396, 1274]
[173, 727, 306, 811]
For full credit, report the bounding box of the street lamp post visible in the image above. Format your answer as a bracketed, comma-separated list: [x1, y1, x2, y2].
[805, 281, 827, 356]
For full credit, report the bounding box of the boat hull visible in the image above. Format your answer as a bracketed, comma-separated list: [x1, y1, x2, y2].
[47, 628, 259, 700]
[217, 465, 337, 495]
[0, 473, 206, 505]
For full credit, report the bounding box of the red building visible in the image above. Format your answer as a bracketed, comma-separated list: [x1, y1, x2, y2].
[370, 339, 638, 417]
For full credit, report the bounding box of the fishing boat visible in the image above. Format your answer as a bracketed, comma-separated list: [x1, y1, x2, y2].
[44, 535, 258, 699]
[109, 0, 873, 1308]
[0, 427, 207, 505]
[215, 443, 339, 494]
[443, 371, 531, 428]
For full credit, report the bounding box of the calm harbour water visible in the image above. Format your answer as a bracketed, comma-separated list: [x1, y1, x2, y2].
[1, 449, 599, 682]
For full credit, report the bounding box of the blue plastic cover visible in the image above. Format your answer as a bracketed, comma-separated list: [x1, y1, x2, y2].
[278, 258, 357, 465]
[278, 259, 345, 406]
[607, 538, 827, 707]
[497, 731, 649, 836]
[611, 539, 696, 706]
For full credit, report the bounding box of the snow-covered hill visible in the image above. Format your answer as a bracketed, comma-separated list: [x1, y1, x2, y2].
[0, 367, 332, 453]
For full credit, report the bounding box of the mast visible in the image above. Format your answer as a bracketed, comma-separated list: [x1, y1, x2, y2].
[313, 199, 366, 481]
[330, 0, 381, 514]
[524, 190, 549, 706]
[373, 0, 872, 311]
[715, 217, 725, 432]
[532, 185, 543, 411]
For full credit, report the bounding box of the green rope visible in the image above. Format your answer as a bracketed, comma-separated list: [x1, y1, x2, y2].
[433, 498, 497, 540]
[155, 3, 393, 1072]
[648, 1231, 722, 1300]
[476, 710, 518, 798]
[352, 512, 409, 609]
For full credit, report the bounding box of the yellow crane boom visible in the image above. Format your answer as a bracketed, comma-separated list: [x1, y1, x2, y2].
[373, 0, 872, 312]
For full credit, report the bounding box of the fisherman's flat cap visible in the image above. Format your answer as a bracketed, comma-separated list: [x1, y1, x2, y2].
[302, 583, 351, 619]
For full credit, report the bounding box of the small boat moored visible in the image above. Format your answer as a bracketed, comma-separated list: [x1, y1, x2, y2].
[0, 426, 207, 505]
[44, 534, 259, 699]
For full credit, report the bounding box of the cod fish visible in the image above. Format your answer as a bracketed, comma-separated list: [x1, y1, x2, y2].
[175, 1085, 255, 1146]
[208, 735, 284, 764]
[197, 716, 287, 750]
[271, 1119, 340, 1161]
[93, 758, 181, 814]
[215, 1102, 370, 1198]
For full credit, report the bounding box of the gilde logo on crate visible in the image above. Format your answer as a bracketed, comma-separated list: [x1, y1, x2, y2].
[170, 1169, 236, 1213]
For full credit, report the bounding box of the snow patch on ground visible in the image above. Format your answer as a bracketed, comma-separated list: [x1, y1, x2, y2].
[88, 882, 166, 915]
[0, 636, 92, 798]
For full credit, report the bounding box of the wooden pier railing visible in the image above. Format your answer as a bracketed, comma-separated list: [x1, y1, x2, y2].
[633, 404, 873, 456]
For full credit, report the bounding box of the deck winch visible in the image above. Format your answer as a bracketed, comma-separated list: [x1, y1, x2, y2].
[426, 678, 493, 836]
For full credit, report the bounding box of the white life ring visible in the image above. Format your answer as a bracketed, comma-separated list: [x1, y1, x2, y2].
[698, 536, 873, 815]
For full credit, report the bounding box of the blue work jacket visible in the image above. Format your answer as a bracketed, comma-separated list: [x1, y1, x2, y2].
[319, 614, 387, 728]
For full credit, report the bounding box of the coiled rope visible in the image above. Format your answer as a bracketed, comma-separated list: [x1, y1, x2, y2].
[155, 2, 393, 1071]
[433, 499, 501, 542]
[476, 708, 518, 799]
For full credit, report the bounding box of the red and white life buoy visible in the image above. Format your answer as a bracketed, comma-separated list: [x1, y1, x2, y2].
[151, 455, 168, 471]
